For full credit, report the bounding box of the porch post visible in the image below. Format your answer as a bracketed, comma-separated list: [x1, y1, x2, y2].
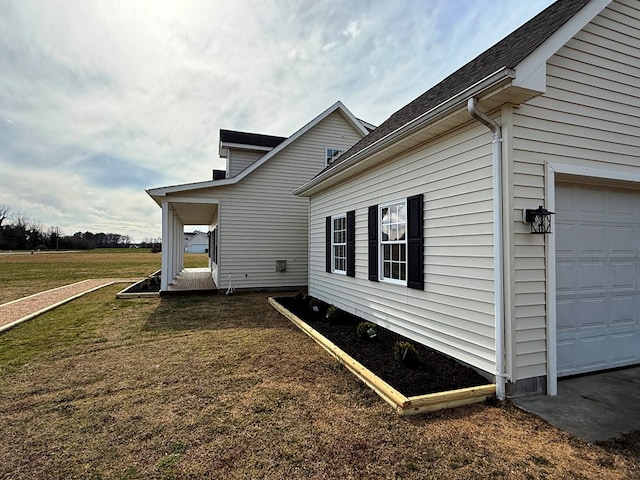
[161, 201, 170, 291]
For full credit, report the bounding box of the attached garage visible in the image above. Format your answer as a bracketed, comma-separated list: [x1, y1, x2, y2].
[555, 181, 640, 377]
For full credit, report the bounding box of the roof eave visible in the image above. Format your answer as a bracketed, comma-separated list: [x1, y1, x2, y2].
[295, 67, 516, 197]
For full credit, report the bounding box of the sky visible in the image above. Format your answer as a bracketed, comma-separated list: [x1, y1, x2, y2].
[0, 0, 556, 242]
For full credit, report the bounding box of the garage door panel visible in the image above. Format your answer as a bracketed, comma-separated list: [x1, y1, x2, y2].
[578, 261, 606, 291]
[611, 332, 637, 364]
[578, 297, 607, 328]
[577, 225, 605, 254]
[556, 261, 575, 292]
[611, 295, 635, 324]
[555, 224, 574, 255]
[609, 261, 635, 290]
[556, 182, 640, 377]
[610, 226, 634, 254]
[557, 299, 577, 331]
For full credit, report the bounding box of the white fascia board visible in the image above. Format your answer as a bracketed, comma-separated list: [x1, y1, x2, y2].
[220, 142, 273, 152]
[513, 0, 612, 92]
[295, 68, 515, 196]
[218, 142, 273, 158]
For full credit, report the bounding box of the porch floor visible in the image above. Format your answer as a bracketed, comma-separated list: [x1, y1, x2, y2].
[166, 268, 217, 294]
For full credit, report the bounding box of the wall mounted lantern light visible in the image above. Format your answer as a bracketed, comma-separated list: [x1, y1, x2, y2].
[524, 205, 555, 234]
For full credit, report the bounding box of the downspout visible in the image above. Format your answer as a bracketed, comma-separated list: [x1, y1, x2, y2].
[467, 98, 506, 401]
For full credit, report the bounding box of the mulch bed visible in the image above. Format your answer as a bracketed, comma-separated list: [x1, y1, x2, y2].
[274, 296, 490, 397]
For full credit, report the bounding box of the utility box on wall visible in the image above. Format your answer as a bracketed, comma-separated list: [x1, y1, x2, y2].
[275, 260, 287, 272]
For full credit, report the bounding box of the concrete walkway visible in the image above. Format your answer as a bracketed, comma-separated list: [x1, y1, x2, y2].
[0, 279, 137, 333]
[515, 366, 640, 442]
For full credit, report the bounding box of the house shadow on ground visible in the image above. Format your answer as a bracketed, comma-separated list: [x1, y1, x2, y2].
[141, 290, 302, 333]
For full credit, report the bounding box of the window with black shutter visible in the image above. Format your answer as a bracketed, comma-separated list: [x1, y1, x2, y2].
[368, 205, 378, 281]
[346, 210, 355, 277]
[407, 194, 424, 290]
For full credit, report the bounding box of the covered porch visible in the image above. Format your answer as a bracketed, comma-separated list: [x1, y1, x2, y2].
[165, 267, 217, 294]
[159, 197, 218, 292]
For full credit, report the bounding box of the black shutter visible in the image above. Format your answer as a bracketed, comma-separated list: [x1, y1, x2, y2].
[368, 205, 378, 281]
[346, 210, 355, 277]
[326, 216, 332, 273]
[407, 194, 424, 290]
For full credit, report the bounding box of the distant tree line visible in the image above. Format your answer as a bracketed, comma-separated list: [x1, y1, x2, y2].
[0, 204, 160, 251]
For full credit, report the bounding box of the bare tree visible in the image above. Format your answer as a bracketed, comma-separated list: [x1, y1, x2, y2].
[0, 204, 9, 227]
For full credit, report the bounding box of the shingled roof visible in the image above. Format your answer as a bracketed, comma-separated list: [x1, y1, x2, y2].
[329, 0, 591, 170]
[219, 129, 287, 149]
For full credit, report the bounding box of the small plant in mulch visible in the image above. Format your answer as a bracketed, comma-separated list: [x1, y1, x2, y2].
[294, 291, 308, 307]
[308, 298, 320, 313]
[325, 305, 343, 322]
[357, 321, 379, 341]
[393, 341, 421, 367]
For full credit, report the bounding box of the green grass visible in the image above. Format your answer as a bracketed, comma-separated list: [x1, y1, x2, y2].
[0, 249, 207, 304]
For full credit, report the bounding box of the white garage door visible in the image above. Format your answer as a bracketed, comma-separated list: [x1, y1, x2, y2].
[556, 182, 640, 377]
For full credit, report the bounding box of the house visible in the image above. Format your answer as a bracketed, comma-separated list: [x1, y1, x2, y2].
[184, 230, 209, 254]
[295, 0, 640, 399]
[147, 101, 372, 292]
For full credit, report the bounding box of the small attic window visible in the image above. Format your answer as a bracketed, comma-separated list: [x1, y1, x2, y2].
[326, 148, 344, 166]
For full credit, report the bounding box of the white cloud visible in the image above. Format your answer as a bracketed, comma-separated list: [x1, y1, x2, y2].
[0, 0, 556, 241]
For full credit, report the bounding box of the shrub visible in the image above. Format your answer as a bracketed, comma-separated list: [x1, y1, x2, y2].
[325, 305, 341, 322]
[357, 322, 379, 340]
[393, 341, 420, 366]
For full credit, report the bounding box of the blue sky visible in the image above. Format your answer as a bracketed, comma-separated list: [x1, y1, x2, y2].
[0, 0, 555, 241]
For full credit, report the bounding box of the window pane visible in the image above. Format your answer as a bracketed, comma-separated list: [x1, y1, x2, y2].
[392, 262, 399, 279]
[383, 244, 391, 261]
[400, 263, 406, 281]
[383, 262, 390, 278]
[400, 245, 406, 261]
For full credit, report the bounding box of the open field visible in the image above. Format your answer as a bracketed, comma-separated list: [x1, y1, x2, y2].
[0, 284, 639, 478]
[0, 249, 207, 304]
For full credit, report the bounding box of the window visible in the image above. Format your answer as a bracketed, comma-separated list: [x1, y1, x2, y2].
[380, 201, 407, 283]
[326, 211, 355, 277]
[368, 195, 423, 289]
[326, 148, 344, 166]
[332, 214, 346, 274]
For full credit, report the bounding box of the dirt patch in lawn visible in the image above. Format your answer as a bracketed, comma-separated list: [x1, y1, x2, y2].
[274, 296, 490, 398]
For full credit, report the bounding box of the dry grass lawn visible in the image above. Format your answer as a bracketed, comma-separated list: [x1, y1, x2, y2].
[0, 249, 206, 304]
[1, 288, 639, 479]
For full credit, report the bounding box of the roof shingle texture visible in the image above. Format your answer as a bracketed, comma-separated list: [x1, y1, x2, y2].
[330, 0, 591, 170]
[220, 129, 287, 149]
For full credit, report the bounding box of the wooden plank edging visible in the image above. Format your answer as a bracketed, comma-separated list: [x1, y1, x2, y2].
[269, 297, 495, 416]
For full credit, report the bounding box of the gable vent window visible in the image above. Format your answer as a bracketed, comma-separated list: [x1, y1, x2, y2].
[326, 148, 344, 166]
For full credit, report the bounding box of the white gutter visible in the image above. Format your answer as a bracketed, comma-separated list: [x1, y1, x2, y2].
[467, 98, 506, 401]
[294, 67, 515, 196]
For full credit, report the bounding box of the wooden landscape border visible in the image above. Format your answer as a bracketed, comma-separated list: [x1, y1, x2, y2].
[269, 297, 496, 416]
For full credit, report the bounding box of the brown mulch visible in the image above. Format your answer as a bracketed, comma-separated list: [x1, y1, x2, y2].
[274, 296, 490, 397]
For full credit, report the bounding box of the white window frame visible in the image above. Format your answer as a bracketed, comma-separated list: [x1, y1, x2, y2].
[325, 147, 344, 167]
[331, 214, 347, 275]
[379, 200, 407, 286]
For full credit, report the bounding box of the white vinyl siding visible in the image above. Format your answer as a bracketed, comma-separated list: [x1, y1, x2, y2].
[308, 121, 497, 376]
[511, 0, 640, 380]
[215, 110, 364, 289]
[227, 150, 265, 178]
